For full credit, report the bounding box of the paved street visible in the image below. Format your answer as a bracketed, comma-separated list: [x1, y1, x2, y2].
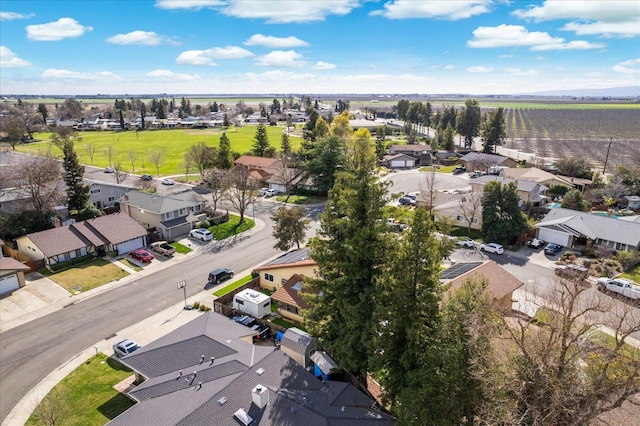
[382, 168, 471, 196]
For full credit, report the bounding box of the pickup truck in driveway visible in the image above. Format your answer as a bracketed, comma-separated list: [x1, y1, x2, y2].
[597, 277, 640, 304]
[150, 241, 176, 257]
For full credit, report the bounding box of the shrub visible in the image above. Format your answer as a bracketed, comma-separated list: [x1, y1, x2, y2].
[616, 251, 639, 269]
[581, 247, 596, 258]
[192, 301, 200, 309]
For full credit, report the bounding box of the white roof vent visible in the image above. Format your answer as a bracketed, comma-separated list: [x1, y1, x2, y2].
[234, 408, 253, 426]
[256, 367, 265, 375]
[218, 396, 228, 405]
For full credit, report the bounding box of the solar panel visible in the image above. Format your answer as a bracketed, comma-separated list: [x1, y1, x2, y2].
[440, 262, 483, 280]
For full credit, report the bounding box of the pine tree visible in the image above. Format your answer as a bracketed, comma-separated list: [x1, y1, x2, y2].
[481, 181, 529, 244]
[218, 133, 234, 169]
[251, 123, 271, 157]
[53, 130, 89, 212]
[280, 133, 291, 155]
[481, 107, 506, 153]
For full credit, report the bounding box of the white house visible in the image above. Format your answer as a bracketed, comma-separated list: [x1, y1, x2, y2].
[233, 289, 271, 318]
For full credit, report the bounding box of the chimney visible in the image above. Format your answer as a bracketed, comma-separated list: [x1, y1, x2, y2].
[251, 384, 269, 409]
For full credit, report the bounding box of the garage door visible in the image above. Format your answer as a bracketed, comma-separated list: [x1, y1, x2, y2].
[116, 237, 145, 255]
[0, 274, 20, 295]
[538, 228, 572, 247]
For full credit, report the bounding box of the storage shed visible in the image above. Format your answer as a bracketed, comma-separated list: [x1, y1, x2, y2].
[232, 289, 271, 318]
[280, 327, 318, 369]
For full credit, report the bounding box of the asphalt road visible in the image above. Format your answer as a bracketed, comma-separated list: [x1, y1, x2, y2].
[383, 169, 471, 196]
[0, 209, 281, 421]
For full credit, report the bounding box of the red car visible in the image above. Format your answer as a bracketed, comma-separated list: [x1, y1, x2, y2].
[129, 249, 154, 263]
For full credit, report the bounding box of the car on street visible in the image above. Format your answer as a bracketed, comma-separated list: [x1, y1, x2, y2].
[104, 167, 115, 173]
[161, 178, 175, 185]
[452, 166, 466, 175]
[398, 196, 416, 206]
[150, 241, 176, 257]
[544, 243, 563, 255]
[129, 248, 154, 263]
[141, 174, 153, 181]
[208, 268, 234, 284]
[113, 339, 141, 358]
[264, 189, 278, 197]
[527, 238, 546, 249]
[189, 228, 213, 241]
[456, 237, 475, 248]
[480, 242, 504, 254]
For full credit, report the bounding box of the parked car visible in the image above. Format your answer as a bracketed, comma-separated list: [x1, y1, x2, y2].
[104, 167, 115, 173]
[398, 196, 416, 206]
[456, 237, 475, 249]
[527, 238, 545, 249]
[141, 174, 153, 181]
[251, 324, 272, 342]
[189, 228, 213, 241]
[161, 178, 175, 185]
[544, 243, 563, 255]
[452, 166, 466, 175]
[597, 278, 640, 304]
[208, 268, 234, 284]
[150, 241, 176, 257]
[129, 248, 154, 263]
[264, 189, 278, 197]
[480, 243, 504, 254]
[113, 339, 141, 358]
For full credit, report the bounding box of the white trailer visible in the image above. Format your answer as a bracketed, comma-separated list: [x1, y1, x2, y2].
[233, 289, 271, 318]
[597, 278, 640, 304]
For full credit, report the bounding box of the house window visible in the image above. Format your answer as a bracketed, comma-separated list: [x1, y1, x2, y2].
[281, 278, 287, 285]
[90, 188, 101, 194]
[265, 273, 274, 282]
[191, 205, 202, 213]
[456, 215, 464, 222]
[235, 299, 244, 305]
[179, 208, 187, 216]
[472, 218, 479, 224]
[164, 211, 175, 220]
[108, 196, 116, 202]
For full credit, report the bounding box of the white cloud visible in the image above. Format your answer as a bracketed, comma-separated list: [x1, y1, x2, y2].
[221, 0, 361, 23]
[41, 69, 120, 80]
[513, 1, 640, 38]
[503, 67, 539, 76]
[0, 46, 32, 68]
[255, 50, 306, 67]
[499, 54, 514, 58]
[371, 0, 492, 20]
[0, 11, 34, 21]
[313, 61, 336, 70]
[468, 25, 606, 51]
[26, 17, 92, 41]
[612, 58, 640, 74]
[106, 31, 179, 46]
[467, 66, 493, 73]
[244, 34, 308, 48]
[443, 64, 455, 70]
[176, 46, 253, 65]
[145, 69, 199, 81]
[155, 0, 224, 10]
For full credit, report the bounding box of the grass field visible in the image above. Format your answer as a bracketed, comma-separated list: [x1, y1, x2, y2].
[42, 258, 129, 293]
[212, 274, 254, 297]
[15, 126, 299, 176]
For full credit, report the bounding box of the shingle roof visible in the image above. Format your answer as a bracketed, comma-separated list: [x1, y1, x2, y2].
[24, 225, 94, 258]
[84, 213, 147, 245]
[460, 152, 511, 165]
[235, 156, 278, 170]
[473, 175, 544, 193]
[271, 274, 312, 309]
[443, 261, 523, 302]
[255, 249, 316, 272]
[0, 257, 31, 271]
[281, 328, 315, 354]
[119, 190, 203, 215]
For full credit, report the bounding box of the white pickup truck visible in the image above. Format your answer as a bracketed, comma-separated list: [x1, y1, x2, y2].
[597, 277, 640, 304]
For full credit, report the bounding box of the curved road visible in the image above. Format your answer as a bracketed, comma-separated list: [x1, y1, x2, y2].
[0, 209, 281, 421]
[383, 169, 471, 195]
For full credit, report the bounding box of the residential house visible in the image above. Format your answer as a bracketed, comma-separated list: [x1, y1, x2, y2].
[381, 153, 417, 169]
[388, 144, 433, 166]
[432, 194, 482, 231]
[501, 167, 574, 191]
[109, 312, 395, 426]
[16, 213, 147, 268]
[86, 179, 135, 210]
[266, 167, 303, 193]
[441, 261, 523, 311]
[253, 248, 317, 290]
[535, 207, 640, 251]
[234, 155, 278, 172]
[118, 189, 207, 240]
[621, 196, 640, 211]
[471, 175, 549, 207]
[270, 274, 314, 324]
[460, 152, 518, 171]
[0, 255, 30, 295]
[557, 175, 592, 193]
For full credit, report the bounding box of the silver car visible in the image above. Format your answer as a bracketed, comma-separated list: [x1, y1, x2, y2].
[113, 339, 141, 358]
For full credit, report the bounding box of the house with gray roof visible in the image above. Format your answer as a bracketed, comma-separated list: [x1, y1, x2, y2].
[460, 152, 518, 171]
[16, 213, 147, 268]
[109, 312, 395, 426]
[85, 179, 135, 210]
[535, 207, 640, 251]
[471, 175, 549, 206]
[118, 189, 207, 240]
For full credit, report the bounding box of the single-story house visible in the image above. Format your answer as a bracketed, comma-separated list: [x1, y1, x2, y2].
[388, 144, 433, 166]
[266, 167, 303, 193]
[118, 189, 207, 240]
[471, 175, 549, 206]
[535, 207, 640, 251]
[0, 256, 30, 295]
[502, 167, 574, 190]
[234, 155, 279, 171]
[270, 273, 313, 324]
[109, 312, 395, 426]
[460, 152, 518, 171]
[557, 175, 592, 193]
[16, 213, 147, 268]
[382, 153, 417, 169]
[441, 260, 524, 311]
[253, 248, 317, 290]
[433, 195, 482, 230]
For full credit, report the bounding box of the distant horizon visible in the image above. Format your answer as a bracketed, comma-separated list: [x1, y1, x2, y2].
[1, 1, 639, 95]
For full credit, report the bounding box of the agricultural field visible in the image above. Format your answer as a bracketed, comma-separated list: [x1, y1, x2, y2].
[15, 125, 298, 176]
[503, 109, 640, 170]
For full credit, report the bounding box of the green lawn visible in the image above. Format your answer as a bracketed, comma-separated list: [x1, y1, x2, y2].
[620, 264, 640, 283]
[272, 317, 306, 331]
[448, 226, 484, 241]
[170, 241, 192, 254]
[16, 126, 296, 176]
[207, 214, 254, 240]
[213, 274, 254, 297]
[274, 194, 325, 204]
[43, 258, 129, 293]
[117, 258, 142, 272]
[26, 354, 135, 426]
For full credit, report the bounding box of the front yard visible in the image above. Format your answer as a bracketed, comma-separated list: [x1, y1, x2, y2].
[620, 263, 640, 283]
[207, 214, 254, 240]
[41, 259, 129, 293]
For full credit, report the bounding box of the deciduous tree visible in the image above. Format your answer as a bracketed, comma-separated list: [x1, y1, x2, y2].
[561, 188, 590, 211]
[186, 142, 217, 177]
[203, 169, 227, 212]
[224, 166, 259, 224]
[148, 149, 165, 176]
[271, 206, 311, 251]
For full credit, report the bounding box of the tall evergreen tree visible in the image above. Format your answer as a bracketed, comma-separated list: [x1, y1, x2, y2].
[251, 123, 271, 157]
[37, 103, 49, 125]
[305, 135, 389, 377]
[481, 181, 529, 244]
[52, 130, 89, 212]
[156, 101, 167, 119]
[306, 135, 346, 194]
[119, 109, 125, 130]
[218, 133, 234, 169]
[280, 133, 291, 155]
[481, 107, 506, 153]
[456, 99, 482, 149]
[442, 123, 455, 151]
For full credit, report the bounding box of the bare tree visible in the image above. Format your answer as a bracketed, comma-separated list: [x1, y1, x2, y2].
[7, 154, 64, 212]
[185, 142, 216, 178]
[271, 156, 299, 199]
[32, 387, 68, 426]
[180, 152, 194, 181]
[457, 188, 483, 233]
[85, 143, 96, 165]
[103, 145, 116, 167]
[112, 162, 128, 184]
[224, 167, 259, 224]
[136, 179, 157, 193]
[148, 149, 165, 176]
[203, 168, 228, 212]
[419, 166, 438, 218]
[128, 149, 138, 172]
[476, 276, 640, 425]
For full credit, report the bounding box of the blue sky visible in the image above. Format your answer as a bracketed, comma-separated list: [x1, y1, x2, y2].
[1, 0, 639, 95]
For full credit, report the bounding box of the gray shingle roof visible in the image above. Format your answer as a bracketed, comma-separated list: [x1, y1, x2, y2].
[281, 328, 315, 354]
[119, 190, 203, 215]
[84, 213, 148, 245]
[474, 175, 544, 192]
[460, 152, 510, 165]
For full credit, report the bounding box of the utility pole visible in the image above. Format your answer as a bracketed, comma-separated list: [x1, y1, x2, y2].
[603, 137, 613, 175]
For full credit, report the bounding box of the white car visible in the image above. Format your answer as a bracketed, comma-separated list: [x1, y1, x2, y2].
[189, 228, 213, 241]
[259, 188, 278, 197]
[480, 242, 504, 254]
[104, 167, 115, 173]
[161, 178, 175, 185]
[456, 238, 475, 248]
[113, 339, 141, 358]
